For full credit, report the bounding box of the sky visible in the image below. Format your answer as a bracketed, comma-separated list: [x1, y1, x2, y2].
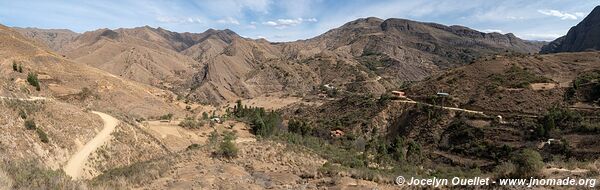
[0, 0, 597, 42]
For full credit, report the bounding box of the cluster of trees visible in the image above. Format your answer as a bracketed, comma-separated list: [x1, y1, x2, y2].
[535, 106, 583, 138]
[365, 136, 422, 165]
[566, 70, 600, 104]
[27, 72, 41, 91]
[488, 65, 552, 89]
[12, 61, 23, 73]
[232, 100, 282, 137]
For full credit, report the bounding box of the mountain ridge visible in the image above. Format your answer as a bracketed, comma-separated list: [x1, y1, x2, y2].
[14, 17, 545, 104]
[541, 6, 600, 53]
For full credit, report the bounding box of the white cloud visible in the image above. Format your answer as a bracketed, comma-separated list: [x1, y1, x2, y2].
[156, 16, 202, 24]
[574, 12, 586, 18]
[262, 17, 317, 29]
[482, 29, 503, 33]
[537, 9, 583, 20]
[518, 33, 563, 41]
[216, 17, 240, 25]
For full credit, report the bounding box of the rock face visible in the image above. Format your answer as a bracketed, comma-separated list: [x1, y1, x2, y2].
[16, 17, 544, 104]
[541, 6, 600, 53]
[13, 27, 79, 51]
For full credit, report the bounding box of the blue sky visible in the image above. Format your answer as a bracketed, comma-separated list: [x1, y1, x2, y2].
[0, 0, 597, 42]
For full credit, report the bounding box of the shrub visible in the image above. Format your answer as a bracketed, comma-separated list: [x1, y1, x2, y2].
[391, 137, 405, 162]
[288, 119, 311, 136]
[208, 130, 219, 145]
[488, 65, 551, 88]
[27, 72, 41, 91]
[78, 87, 95, 100]
[186, 143, 200, 150]
[494, 161, 517, 178]
[178, 117, 203, 129]
[159, 113, 173, 120]
[513, 149, 544, 178]
[36, 128, 49, 143]
[24, 120, 36, 130]
[12, 61, 17, 72]
[536, 106, 582, 138]
[406, 141, 422, 164]
[217, 132, 238, 158]
[19, 109, 27, 119]
[1, 160, 81, 189]
[18, 65, 23, 73]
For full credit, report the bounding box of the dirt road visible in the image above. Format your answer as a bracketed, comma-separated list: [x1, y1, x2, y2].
[0, 96, 48, 101]
[63, 111, 119, 179]
[396, 99, 486, 115]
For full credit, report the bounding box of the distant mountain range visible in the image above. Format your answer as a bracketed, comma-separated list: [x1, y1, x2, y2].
[8, 17, 557, 104]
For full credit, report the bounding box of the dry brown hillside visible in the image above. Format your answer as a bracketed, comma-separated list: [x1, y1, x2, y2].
[0, 24, 181, 188]
[407, 51, 600, 115]
[20, 17, 544, 104]
[59, 27, 200, 91]
[1, 24, 183, 118]
[13, 27, 79, 51]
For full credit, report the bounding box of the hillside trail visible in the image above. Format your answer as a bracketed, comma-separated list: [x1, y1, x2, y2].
[63, 111, 119, 179]
[0, 96, 119, 178]
[0, 96, 48, 101]
[395, 99, 486, 115]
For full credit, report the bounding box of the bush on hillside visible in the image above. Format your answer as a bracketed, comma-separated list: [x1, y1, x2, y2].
[36, 128, 49, 143]
[159, 113, 173, 120]
[513, 149, 544, 178]
[27, 72, 41, 91]
[535, 106, 582, 138]
[24, 120, 36, 130]
[217, 132, 238, 158]
[178, 117, 203, 129]
[19, 109, 27, 119]
[489, 65, 552, 88]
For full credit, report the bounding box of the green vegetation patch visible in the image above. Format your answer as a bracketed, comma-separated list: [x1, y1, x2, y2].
[488, 65, 552, 88]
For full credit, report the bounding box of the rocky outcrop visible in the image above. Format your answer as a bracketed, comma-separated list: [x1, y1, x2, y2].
[13, 27, 79, 51]
[541, 6, 600, 53]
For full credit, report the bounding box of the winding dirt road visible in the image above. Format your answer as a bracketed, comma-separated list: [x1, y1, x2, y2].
[63, 111, 119, 179]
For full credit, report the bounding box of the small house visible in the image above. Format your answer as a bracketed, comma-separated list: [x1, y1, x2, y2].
[391, 91, 406, 98]
[210, 117, 221, 123]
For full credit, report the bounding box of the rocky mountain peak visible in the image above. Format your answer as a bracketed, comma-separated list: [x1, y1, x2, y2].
[541, 6, 600, 53]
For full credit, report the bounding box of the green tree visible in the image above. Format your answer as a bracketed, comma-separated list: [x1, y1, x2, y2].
[391, 137, 405, 162]
[406, 141, 422, 164]
[234, 100, 243, 117]
[513, 149, 544, 178]
[27, 72, 41, 91]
